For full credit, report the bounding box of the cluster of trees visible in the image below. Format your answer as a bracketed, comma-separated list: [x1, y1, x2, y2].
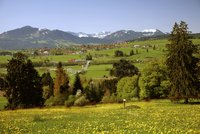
[110, 59, 139, 78]
[0, 55, 105, 109]
[0, 51, 12, 56]
[114, 49, 138, 57]
[108, 59, 169, 101]
[106, 21, 200, 103]
[86, 53, 92, 60]
[0, 21, 199, 110]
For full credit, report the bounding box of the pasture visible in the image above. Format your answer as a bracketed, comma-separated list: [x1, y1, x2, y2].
[0, 99, 199, 133]
[0, 39, 170, 78]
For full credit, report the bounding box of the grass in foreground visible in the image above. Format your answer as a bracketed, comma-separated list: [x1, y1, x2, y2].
[0, 100, 199, 133]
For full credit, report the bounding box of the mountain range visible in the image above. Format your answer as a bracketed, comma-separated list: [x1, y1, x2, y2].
[0, 26, 165, 50]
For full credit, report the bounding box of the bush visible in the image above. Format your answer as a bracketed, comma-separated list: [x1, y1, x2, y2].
[74, 96, 89, 106]
[65, 95, 75, 107]
[44, 96, 54, 106]
[51, 94, 67, 106]
[101, 94, 121, 103]
[101, 95, 115, 103]
[75, 90, 82, 98]
[114, 50, 124, 57]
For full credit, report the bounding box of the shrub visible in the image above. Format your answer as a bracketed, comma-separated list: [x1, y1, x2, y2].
[74, 96, 89, 106]
[65, 95, 75, 107]
[114, 50, 124, 57]
[101, 96, 111, 103]
[44, 96, 54, 106]
[101, 94, 122, 103]
[51, 94, 67, 106]
[75, 89, 82, 98]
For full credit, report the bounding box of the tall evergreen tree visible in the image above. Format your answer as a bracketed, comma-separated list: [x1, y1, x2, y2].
[4, 52, 44, 109]
[72, 73, 83, 95]
[54, 62, 69, 96]
[166, 21, 199, 103]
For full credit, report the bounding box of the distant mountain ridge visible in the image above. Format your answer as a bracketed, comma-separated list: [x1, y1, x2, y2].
[104, 29, 165, 42]
[0, 26, 165, 50]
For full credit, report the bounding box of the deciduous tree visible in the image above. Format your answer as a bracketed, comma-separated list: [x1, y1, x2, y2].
[110, 59, 139, 78]
[117, 75, 140, 100]
[54, 62, 69, 96]
[139, 60, 170, 99]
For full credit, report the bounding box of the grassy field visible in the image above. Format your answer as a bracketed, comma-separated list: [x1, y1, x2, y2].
[0, 39, 169, 79]
[0, 98, 199, 133]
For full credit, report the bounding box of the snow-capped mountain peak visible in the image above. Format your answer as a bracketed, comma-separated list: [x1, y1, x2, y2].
[142, 29, 157, 33]
[39, 29, 50, 35]
[68, 29, 164, 40]
[142, 29, 163, 36]
[77, 32, 89, 38]
[92, 31, 112, 38]
[75, 31, 111, 38]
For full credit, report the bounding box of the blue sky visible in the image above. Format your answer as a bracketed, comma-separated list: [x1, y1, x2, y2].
[0, 0, 200, 34]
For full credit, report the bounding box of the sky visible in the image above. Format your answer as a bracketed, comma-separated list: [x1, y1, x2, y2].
[0, 0, 200, 34]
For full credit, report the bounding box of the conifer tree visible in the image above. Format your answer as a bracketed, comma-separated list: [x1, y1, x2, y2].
[166, 21, 199, 103]
[4, 52, 44, 109]
[72, 73, 83, 95]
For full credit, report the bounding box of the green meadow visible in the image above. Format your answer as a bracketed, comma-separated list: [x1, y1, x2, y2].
[0, 99, 199, 133]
